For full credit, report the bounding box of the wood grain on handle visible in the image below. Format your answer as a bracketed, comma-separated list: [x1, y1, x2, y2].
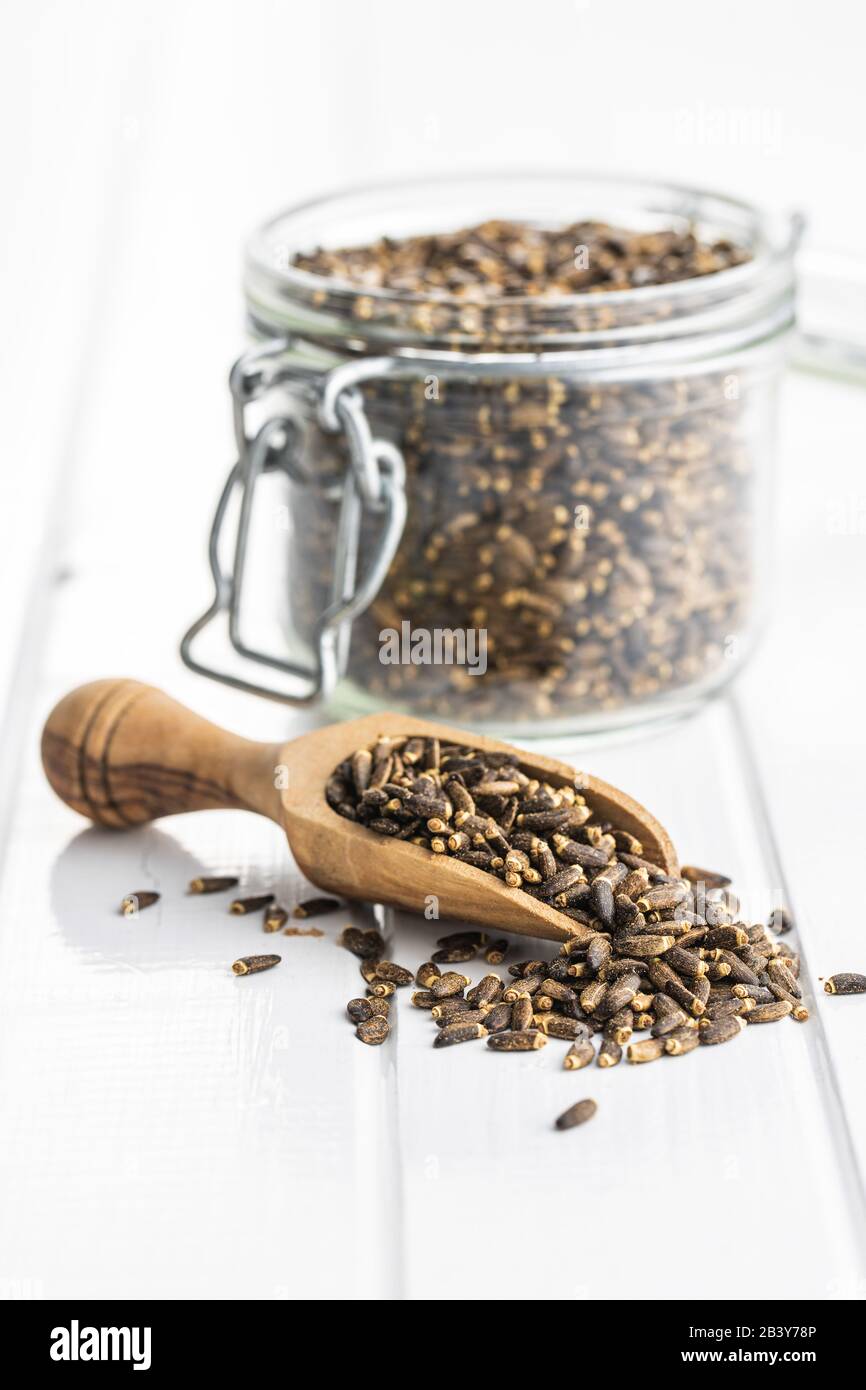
[41, 679, 283, 828]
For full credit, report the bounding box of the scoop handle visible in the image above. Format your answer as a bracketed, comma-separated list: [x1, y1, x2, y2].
[41, 678, 283, 827]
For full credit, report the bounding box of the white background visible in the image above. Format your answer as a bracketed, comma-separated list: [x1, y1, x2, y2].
[1, 0, 866, 1300]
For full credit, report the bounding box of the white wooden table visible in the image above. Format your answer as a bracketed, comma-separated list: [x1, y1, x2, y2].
[2, 0, 866, 1302]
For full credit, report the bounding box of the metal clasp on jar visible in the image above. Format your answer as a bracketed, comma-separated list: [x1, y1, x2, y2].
[180, 341, 407, 704]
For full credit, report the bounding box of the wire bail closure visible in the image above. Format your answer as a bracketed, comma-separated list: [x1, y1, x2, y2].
[180, 342, 407, 705]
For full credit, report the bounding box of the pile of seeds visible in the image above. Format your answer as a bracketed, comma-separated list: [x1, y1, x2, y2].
[332, 735, 811, 1082]
[293, 219, 750, 305]
[287, 216, 755, 728]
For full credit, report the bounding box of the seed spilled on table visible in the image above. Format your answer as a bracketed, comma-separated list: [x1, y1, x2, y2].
[232, 954, 281, 976]
[327, 733, 809, 1128]
[120, 891, 159, 916]
[189, 876, 239, 895]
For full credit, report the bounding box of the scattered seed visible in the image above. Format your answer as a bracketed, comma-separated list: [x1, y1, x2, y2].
[357, 1015, 390, 1046]
[293, 897, 341, 919]
[120, 891, 159, 916]
[188, 876, 238, 894]
[374, 961, 415, 987]
[230, 894, 274, 916]
[339, 926, 386, 960]
[434, 1022, 487, 1047]
[823, 973, 866, 996]
[232, 954, 281, 976]
[555, 1098, 597, 1131]
[264, 906, 288, 933]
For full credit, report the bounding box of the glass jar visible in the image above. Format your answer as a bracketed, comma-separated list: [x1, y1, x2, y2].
[182, 174, 798, 737]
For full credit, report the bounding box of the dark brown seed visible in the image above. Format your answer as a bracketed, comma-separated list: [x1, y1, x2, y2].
[733, 982, 774, 1003]
[598, 1038, 623, 1068]
[651, 1006, 687, 1036]
[485, 938, 509, 964]
[229, 893, 274, 916]
[691, 974, 711, 1009]
[746, 1000, 792, 1023]
[346, 931, 384, 968]
[637, 884, 691, 912]
[432, 945, 476, 963]
[356, 1015, 390, 1046]
[563, 1039, 595, 1070]
[467, 974, 502, 1007]
[347, 997, 379, 1023]
[540, 978, 578, 1005]
[555, 1098, 597, 1131]
[701, 997, 747, 1023]
[700, 1015, 746, 1045]
[293, 897, 341, 919]
[503, 977, 544, 1001]
[232, 954, 281, 976]
[554, 839, 611, 870]
[370, 980, 396, 998]
[703, 925, 749, 950]
[434, 1022, 487, 1047]
[579, 979, 607, 1013]
[604, 1008, 633, 1045]
[264, 907, 288, 933]
[402, 736, 425, 765]
[436, 930, 487, 949]
[648, 959, 704, 1015]
[430, 972, 471, 999]
[620, 934, 675, 958]
[664, 1027, 700, 1056]
[535, 865, 588, 900]
[188, 876, 238, 894]
[681, 865, 731, 889]
[484, 1002, 513, 1033]
[487, 1030, 547, 1052]
[120, 891, 159, 915]
[411, 989, 436, 1009]
[766, 958, 801, 999]
[511, 995, 534, 1031]
[538, 1014, 586, 1041]
[435, 1007, 488, 1029]
[711, 949, 760, 986]
[415, 961, 441, 988]
[663, 946, 706, 978]
[602, 957, 650, 979]
[430, 997, 471, 1020]
[374, 961, 414, 987]
[596, 973, 641, 1019]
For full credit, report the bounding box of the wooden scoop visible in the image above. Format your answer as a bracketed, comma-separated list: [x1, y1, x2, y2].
[41, 679, 678, 944]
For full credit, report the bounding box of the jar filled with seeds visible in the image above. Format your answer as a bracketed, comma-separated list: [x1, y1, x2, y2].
[182, 174, 798, 736]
